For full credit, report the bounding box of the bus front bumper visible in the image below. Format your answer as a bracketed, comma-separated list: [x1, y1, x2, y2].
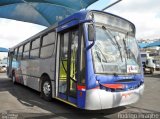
[85, 84, 144, 110]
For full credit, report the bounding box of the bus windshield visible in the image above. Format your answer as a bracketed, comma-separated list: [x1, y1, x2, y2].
[92, 26, 141, 74]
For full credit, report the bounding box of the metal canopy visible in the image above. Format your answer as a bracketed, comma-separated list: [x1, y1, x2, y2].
[0, 47, 8, 52]
[0, 0, 98, 27]
[138, 43, 149, 48]
[146, 41, 160, 48]
[138, 41, 160, 48]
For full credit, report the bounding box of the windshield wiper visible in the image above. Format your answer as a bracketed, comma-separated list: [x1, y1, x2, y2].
[102, 26, 123, 62]
[123, 38, 129, 59]
[123, 32, 136, 60]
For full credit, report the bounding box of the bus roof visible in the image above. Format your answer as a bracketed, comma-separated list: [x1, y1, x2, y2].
[10, 10, 135, 51]
[58, 10, 135, 32]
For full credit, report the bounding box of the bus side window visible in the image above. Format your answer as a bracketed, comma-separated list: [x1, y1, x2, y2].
[23, 42, 30, 59]
[17, 46, 23, 60]
[40, 31, 55, 58]
[30, 38, 40, 59]
[14, 48, 18, 60]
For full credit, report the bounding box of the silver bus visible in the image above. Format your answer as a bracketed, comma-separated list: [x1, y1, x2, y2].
[7, 10, 144, 110]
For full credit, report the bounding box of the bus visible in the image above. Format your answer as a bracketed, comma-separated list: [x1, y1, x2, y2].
[7, 10, 144, 110]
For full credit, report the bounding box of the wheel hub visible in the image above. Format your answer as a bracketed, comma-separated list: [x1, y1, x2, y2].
[43, 81, 51, 96]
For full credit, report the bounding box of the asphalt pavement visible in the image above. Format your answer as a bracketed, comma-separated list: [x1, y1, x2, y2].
[0, 72, 160, 119]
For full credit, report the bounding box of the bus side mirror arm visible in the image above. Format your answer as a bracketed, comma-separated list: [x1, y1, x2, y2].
[86, 41, 95, 50]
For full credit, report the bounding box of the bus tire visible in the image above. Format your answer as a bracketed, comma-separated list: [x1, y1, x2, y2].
[41, 75, 52, 101]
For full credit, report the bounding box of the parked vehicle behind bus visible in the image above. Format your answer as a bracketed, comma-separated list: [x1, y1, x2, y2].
[0, 58, 8, 72]
[140, 52, 156, 74]
[7, 10, 144, 110]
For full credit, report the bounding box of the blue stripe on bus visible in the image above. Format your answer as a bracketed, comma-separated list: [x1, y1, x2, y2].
[77, 90, 86, 109]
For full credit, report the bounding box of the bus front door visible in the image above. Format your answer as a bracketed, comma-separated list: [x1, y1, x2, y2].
[58, 29, 79, 105]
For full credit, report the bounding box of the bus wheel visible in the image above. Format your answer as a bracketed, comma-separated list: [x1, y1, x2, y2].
[41, 76, 52, 101]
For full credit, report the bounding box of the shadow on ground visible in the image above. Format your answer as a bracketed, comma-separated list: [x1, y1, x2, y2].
[144, 73, 160, 79]
[0, 76, 126, 119]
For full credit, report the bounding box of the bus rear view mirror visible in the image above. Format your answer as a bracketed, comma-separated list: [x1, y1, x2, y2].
[86, 24, 95, 50]
[88, 24, 95, 41]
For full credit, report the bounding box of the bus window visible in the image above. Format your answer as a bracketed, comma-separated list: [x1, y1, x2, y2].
[30, 38, 40, 59]
[14, 48, 18, 60]
[40, 45, 54, 58]
[17, 46, 23, 60]
[32, 38, 40, 49]
[23, 42, 30, 59]
[69, 29, 78, 97]
[30, 49, 39, 59]
[42, 32, 55, 46]
[40, 32, 55, 58]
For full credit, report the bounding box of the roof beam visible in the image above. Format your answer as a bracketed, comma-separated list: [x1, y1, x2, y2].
[102, 0, 122, 11]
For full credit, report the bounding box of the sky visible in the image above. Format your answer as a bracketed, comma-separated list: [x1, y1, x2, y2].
[0, 0, 160, 49]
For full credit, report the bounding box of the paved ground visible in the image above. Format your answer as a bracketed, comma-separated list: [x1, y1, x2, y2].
[0, 72, 160, 119]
